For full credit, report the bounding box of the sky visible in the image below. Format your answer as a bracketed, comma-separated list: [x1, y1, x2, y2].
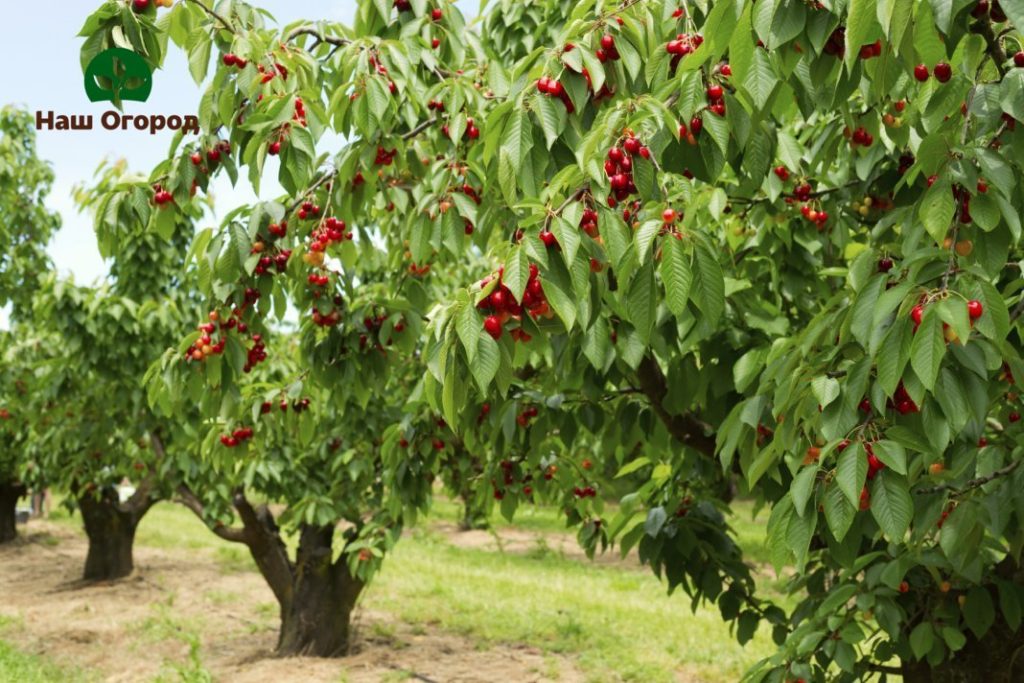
[0, 0, 472, 327]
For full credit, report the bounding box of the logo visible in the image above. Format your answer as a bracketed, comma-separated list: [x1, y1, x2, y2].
[83, 48, 153, 105]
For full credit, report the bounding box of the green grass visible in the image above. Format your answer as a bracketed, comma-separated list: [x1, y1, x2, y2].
[38, 495, 778, 682]
[363, 525, 774, 682]
[0, 640, 95, 683]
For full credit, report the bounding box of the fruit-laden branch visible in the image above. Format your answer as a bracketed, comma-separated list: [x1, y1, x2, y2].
[174, 484, 248, 543]
[915, 459, 1021, 497]
[284, 116, 439, 214]
[635, 355, 717, 459]
[116, 430, 169, 520]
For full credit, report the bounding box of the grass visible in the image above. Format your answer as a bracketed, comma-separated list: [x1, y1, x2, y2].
[34, 493, 778, 682]
[0, 640, 95, 683]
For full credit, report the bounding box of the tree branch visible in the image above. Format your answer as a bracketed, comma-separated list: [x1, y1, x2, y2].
[233, 488, 295, 608]
[185, 0, 235, 34]
[915, 459, 1021, 497]
[284, 25, 350, 48]
[635, 355, 717, 459]
[866, 663, 903, 675]
[175, 484, 248, 543]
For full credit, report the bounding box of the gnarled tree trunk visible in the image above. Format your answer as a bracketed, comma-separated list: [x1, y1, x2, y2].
[77, 478, 158, 581]
[0, 480, 26, 544]
[275, 525, 363, 656]
[79, 488, 139, 580]
[178, 486, 365, 657]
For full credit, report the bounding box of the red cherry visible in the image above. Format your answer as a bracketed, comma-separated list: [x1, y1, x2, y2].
[934, 62, 952, 83]
[190, 152, 202, 165]
[132, 0, 150, 11]
[878, 257, 894, 272]
[978, 437, 988, 447]
[431, 37, 441, 49]
[773, 165, 789, 181]
[268, 141, 281, 155]
[600, 34, 615, 51]
[1010, 412, 1021, 423]
[484, 315, 503, 340]
[662, 208, 677, 223]
[1015, 51, 1024, 68]
[623, 137, 641, 156]
[689, 116, 702, 135]
[967, 299, 983, 320]
[706, 84, 724, 100]
[608, 147, 624, 163]
[911, 304, 924, 326]
[913, 64, 929, 82]
[222, 53, 237, 67]
[720, 64, 732, 76]
[431, 7, 443, 20]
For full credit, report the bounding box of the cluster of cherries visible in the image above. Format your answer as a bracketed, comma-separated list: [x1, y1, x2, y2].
[310, 216, 352, 252]
[515, 405, 539, 427]
[913, 62, 953, 83]
[889, 382, 921, 415]
[604, 141, 643, 205]
[191, 140, 232, 168]
[253, 248, 291, 277]
[536, 76, 575, 113]
[152, 184, 174, 207]
[131, 0, 172, 12]
[857, 40, 883, 60]
[579, 205, 600, 237]
[848, 126, 875, 148]
[705, 83, 726, 117]
[220, 426, 254, 448]
[573, 485, 598, 499]
[478, 264, 549, 341]
[910, 298, 983, 332]
[665, 32, 703, 61]
[257, 61, 288, 85]
[595, 34, 620, 64]
[374, 146, 398, 166]
[221, 53, 248, 69]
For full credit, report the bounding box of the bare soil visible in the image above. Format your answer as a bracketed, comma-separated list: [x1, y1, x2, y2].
[0, 522, 584, 683]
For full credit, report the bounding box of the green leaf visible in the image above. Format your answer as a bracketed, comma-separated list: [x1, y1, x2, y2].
[910, 622, 934, 659]
[928, 0, 953, 33]
[188, 34, 212, 85]
[791, 465, 819, 517]
[837, 443, 868, 508]
[659, 236, 692, 316]
[845, 0, 878, 72]
[963, 587, 995, 639]
[824, 481, 856, 541]
[870, 471, 913, 540]
[919, 179, 955, 246]
[812, 376, 841, 409]
[626, 262, 657, 343]
[470, 334, 500, 391]
[743, 49, 778, 110]
[692, 241, 725, 327]
[877, 0, 913, 49]
[910, 306, 946, 390]
[455, 302, 480, 364]
[872, 440, 907, 475]
[503, 246, 529, 304]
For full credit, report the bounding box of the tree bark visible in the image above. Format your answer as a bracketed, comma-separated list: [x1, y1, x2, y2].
[79, 488, 140, 581]
[274, 525, 364, 657]
[0, 480, 26, 544]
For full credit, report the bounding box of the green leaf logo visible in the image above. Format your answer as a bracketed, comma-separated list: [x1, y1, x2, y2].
[84, 48, 152, 105]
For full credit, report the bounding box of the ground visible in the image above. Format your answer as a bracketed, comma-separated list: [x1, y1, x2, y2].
[0, 499, 777, 682]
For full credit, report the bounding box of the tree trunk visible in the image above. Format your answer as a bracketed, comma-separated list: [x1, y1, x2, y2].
[274, 525, 364, 657]
[901, 606, 1024, 682]
[0, 480, 25, 544]
[79, 488, 138, 581]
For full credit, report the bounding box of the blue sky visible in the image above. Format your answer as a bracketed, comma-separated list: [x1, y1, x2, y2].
[1, 0, 472, 326]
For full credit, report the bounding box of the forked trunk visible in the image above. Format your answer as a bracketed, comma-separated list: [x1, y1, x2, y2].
[0, 480, 25, 544]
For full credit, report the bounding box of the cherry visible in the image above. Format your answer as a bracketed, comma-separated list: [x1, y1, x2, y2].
[431, 7, 443, 20]
[132, 0, 150, 11]
[662, 208, 677, 223]
[223, 53, 237, 67]
[689, 116, 703, 135]
[859, 487, 870, 510]
[1010, 412, 1021, 423]
[190, 152, 202, 166]
[967, 299, 983, 320]
[600, 34, 615, 50]
[978, 436, 988, 447]
[268, 141, 282, 156]
[623, 137, 641, 156]
[910, 304, 924, 326]
[539, 230, 558, 247]
[899, 581, 910, 593]
[913, 64, 929, 82]
[607, 147, 624, 163]
[773, 165, 789, 181]
[721, 64, 732, 76]
[934, 62, 952, 83]
[878, 257, 894, 272]
[207, 148, 221, 163]
[1015, 51, 1024, 68]
[432, 438, 445, 450]
[707, 84, 724, 100]
[431, 37, 441, 49]
[484, 315, 503, 339]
